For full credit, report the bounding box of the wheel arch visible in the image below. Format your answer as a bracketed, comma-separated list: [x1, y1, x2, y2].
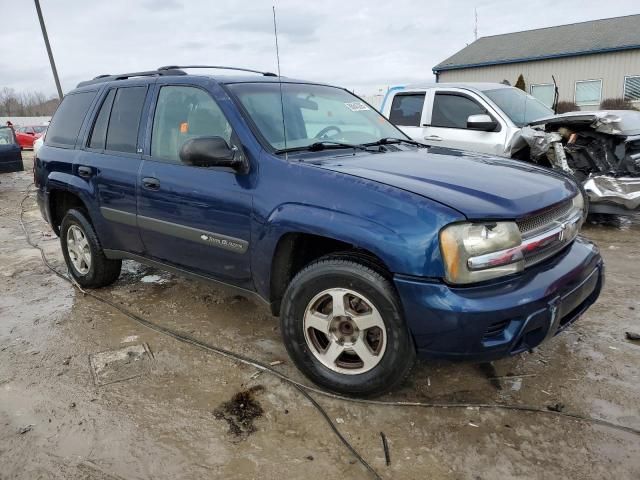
[257, 204, 410, 316]
[46, 174, 97, 235]
[49, 189, 95, 234]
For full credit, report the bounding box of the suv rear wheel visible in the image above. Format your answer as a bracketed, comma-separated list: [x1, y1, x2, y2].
[280, 256, 415, 397]
[60, 209, 121, 288]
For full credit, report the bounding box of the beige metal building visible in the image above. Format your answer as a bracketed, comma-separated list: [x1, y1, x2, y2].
[433, 15, 640, 110]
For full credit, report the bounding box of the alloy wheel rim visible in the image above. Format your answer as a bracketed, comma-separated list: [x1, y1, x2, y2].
[66, 225, 91, 275]
[303, 288, 387, 375]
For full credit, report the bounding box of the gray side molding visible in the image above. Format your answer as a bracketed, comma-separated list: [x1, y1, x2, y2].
[100, 207, 137, 227]
[100, 206, 249, 254]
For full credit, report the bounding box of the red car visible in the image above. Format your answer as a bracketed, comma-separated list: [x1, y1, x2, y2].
[14, 125, 46, 149]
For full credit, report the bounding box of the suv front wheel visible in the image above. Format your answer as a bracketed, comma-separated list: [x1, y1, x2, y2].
[280, 256, 416, 397]
[60, 209, 121, 288]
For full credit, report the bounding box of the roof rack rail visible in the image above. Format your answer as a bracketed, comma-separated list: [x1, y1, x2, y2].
[76, 68, 187, 87]
[76, 65, 278, 88]
[158, 65, 278, 77]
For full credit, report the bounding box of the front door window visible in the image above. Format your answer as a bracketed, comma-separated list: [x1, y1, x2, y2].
[151, 86, 233, 164]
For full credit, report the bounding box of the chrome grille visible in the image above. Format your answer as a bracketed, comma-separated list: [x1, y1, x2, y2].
[517, 200, 574, 237]
[517, 197, 583, 269]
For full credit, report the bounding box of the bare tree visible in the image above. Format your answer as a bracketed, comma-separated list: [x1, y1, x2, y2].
[0, 88, 60, 117]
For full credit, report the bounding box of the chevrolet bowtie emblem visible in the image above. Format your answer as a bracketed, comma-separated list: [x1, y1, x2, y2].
[200, 234, 209, 241]
[558, 222, 567, 242]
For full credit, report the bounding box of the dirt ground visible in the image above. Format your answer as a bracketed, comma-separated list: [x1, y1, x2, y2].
[1, 152, 639, 480]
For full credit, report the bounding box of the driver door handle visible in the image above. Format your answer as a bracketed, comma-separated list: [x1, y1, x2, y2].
[424, 135, 442, 141]
[142, 177, 160, 191]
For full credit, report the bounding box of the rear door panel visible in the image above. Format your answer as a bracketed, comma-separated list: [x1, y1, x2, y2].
[78, 83, 151, 254]
[0, 128, 23, 173]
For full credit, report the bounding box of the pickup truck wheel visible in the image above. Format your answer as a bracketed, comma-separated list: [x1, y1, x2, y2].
[60, 209, 121, 288]
[280, 257, 415, 397]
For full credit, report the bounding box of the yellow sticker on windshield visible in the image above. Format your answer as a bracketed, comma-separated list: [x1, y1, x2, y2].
[344, 102, 370, 112]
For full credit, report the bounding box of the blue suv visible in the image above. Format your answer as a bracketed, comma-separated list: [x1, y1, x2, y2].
[35, 66, 604, 397]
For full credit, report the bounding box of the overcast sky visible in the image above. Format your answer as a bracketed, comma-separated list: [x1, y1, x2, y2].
[1, 0, 638, 97]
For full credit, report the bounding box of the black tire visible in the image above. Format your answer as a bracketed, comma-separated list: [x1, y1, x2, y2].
[280, 256, 416, 397]
[60, 208, 121, 288]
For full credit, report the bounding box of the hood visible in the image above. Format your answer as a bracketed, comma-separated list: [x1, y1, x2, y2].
[528, 110, 640, 136]
[313, 147, 578, 219]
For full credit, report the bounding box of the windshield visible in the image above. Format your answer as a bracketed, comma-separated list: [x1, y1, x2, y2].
[228, 83, 405, 151]
[483, 87, 554, 127]
[33, 126, 47, 133]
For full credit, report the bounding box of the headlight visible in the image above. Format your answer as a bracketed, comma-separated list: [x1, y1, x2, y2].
[440, 222, 523, 284]
[572, 190, 586, 218]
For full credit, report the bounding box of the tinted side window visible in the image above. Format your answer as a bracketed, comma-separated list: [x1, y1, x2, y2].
[105, 86, 147, 153]
[88, 89, 116, 150]
[151, 86, 232, 163]
[46, 91, 96, 147]
[431, 94, 486, 129]
[389, 93, 425, 127]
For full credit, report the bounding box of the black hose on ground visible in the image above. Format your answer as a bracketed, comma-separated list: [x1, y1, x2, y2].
[17, 188, 640, 480]
[19, 187, 382, 479]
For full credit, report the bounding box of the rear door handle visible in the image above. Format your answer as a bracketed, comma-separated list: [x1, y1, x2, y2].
[77, 166, 93, 178]
[142, 177, 160, 191]
[424, 135, 442, 141]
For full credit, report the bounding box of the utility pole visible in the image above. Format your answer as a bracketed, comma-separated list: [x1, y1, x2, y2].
[34, 0, 63, 100]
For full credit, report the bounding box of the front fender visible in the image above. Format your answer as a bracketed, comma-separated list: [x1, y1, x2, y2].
[252, 202, 457, 300]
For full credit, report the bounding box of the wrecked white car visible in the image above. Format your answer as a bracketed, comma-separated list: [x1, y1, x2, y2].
[381, 82, 640, 215]
[515, 111, 640, 214]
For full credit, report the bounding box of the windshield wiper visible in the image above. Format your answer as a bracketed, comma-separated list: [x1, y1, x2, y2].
[365, 137, 426, 147]
[275, 141, 373, 154]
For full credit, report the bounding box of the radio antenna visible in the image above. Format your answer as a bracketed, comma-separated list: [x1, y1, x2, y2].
[272, 5, 288, 158]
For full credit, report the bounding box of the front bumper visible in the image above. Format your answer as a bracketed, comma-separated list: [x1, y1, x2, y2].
[394, 237, 603, 361]
[583, 175, 640, 214]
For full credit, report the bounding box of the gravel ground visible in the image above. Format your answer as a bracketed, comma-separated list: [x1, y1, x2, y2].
[1, 152, 639, 479]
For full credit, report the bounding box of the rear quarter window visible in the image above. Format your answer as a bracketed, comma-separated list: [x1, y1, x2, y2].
[46, 91, 97, 147]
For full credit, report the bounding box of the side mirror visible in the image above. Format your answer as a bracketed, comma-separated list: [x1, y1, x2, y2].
[467, 114, 497, 132]
[179, 136, 248, 173]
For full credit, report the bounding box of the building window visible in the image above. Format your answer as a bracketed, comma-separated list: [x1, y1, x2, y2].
[575, 80, 602, 107]
[624, 75, 640, 102]
[530, 84, 555, 108]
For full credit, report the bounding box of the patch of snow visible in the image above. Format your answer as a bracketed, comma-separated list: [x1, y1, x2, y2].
[140, 275, 168, 284]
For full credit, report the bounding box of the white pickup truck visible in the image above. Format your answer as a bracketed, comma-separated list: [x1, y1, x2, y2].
[380, 82, 640, 215]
